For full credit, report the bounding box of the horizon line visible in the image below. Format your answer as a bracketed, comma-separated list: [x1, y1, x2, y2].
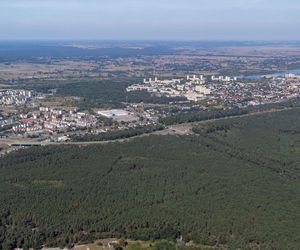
[1, 39, 300, 43]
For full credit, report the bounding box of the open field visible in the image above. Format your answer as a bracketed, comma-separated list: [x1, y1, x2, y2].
[0, 60, 98, 80]
[70, 239, 222, 250]
[0, 83, 11, 88]
[2, 42, 300, 82]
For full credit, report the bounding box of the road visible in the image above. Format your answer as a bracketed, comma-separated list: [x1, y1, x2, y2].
[1, 107, 298, 147]
[54, 107, 300, 145]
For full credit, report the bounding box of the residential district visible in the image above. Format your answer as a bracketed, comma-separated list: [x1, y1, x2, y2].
[127, 73, 300, 106]
[1, 73, 300, 156]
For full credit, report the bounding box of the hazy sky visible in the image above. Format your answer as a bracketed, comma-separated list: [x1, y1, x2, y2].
[1, 0, 300, 40]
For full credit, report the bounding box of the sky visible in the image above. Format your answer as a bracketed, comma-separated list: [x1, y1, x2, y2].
[0, 0, 300, 41]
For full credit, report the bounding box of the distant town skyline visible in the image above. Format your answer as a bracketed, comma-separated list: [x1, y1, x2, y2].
[1, 0, 300, 40]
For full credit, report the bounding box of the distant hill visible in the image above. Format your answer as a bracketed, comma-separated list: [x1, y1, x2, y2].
[0, 41, 174, 62]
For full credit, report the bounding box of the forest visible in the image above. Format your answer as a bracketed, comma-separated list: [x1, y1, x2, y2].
[159, 97, 300, 126]
[71, 125, 164, 142]
[1, 108, 300, 249]
[19, 77, 186, 109]
[159, 108, 248, 125]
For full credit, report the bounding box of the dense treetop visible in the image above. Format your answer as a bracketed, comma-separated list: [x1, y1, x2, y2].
[1, 108, 300, 249]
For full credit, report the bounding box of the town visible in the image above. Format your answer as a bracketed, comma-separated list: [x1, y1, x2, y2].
[127, 73, 300, 107]
[0, 89, 160, 156]
[0, 89, 37, 105]
[1, 72, 300, 156]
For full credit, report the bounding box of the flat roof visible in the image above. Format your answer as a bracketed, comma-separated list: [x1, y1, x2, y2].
[98, 109, 129, 117]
